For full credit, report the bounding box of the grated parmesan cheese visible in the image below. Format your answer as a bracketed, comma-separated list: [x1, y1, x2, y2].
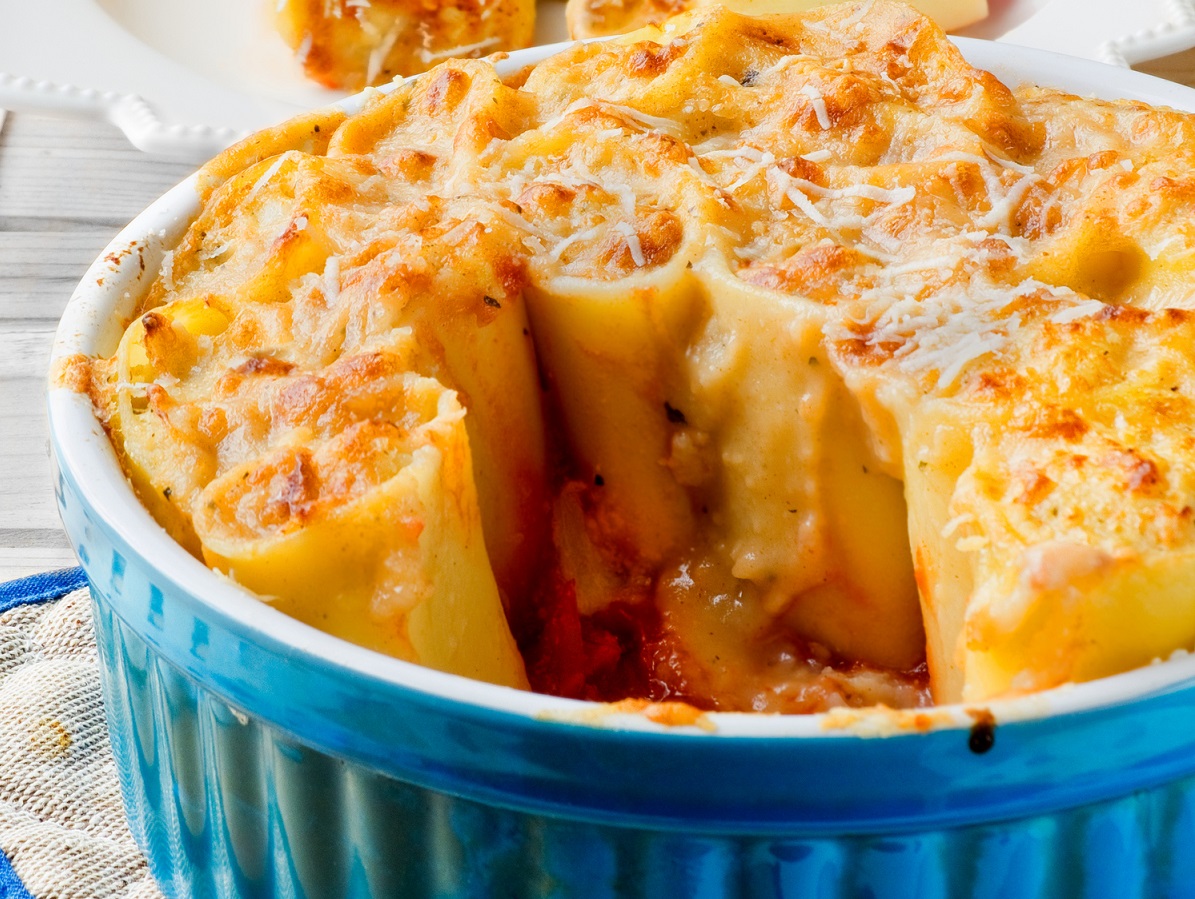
[366, 22, 404, 85]
[1049, 300, 1108, 324]
[198, 242, 233, 262]
[244, 155, 289, 206]
[613, 221, 646, 267]
[767, 167, 831, 227]
[417, 36, 501, 65]
[600, 102, 687, 137]
[982, 148, 1037, 176]
[725, 149, 777, 191]
[799, 84, 832, 131]
[296, 32, 313, 64]
[322, 255, 341, 305]
[549, 226, 605, 261]
[836, 279, 1076, 388]
[842, 0, 876, 29]
[539, 98, 595, 133]
[160, 251, 176, 292]
[975, 174, 1038, 233]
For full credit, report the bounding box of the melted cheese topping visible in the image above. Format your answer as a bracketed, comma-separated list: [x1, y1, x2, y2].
[274, 0, 535, 89]
[565, 0, 987, 40]
[77, 1, 1195, 709]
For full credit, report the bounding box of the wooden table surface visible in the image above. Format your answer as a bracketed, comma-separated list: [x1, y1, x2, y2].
[0, 114, 193, 581]
[2, 49, 1195, 584]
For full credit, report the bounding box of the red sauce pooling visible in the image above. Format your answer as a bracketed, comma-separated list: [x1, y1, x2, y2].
[515, 562, 707, 706]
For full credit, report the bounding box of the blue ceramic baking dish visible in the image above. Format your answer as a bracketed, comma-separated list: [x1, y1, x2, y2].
[47, 38, 1195, 898]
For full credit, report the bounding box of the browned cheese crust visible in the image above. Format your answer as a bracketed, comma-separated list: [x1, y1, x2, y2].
[80, 2, 1195, 709]
[274, 0, 536, 90]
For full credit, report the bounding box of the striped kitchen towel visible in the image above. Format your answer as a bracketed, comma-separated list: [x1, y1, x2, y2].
[0, 568, 161, 899]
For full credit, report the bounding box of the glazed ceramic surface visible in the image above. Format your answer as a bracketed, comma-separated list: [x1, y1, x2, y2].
[48, 40, 1195, 898]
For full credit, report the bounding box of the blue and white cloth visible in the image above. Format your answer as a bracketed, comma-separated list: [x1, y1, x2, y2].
[0, 569, 161, 899]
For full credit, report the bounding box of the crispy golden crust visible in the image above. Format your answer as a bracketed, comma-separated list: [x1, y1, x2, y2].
[195, 109, 347, 202]
[566, 0, 692, 40]
[80, 2, 1195, 708]
[274, 0, 536, 90]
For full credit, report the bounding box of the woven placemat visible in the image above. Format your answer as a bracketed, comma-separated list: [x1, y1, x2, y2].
[0, 571, 163, 899]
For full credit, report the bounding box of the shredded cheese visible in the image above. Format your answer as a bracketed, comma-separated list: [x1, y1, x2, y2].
[366, 21, 404, 84]
[799, 84, 832, 131]
[244, 155, 288, 206]
[417, 36, 501, 65]
[549, 226, 604, 261]
[1049, 300, 1108, 324]
[613, 221, 646, 267]
[322, 255, 341, 305]
[842, 0, 876, 29]
[296, 32, 314, 64]
[160, 251, 176, 292]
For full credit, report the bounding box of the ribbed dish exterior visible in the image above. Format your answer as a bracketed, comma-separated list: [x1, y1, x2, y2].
[89, 589, 1195, 899]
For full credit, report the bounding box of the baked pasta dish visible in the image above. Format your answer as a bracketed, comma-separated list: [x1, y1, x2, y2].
[274, 0, 536, 90]
[273, 0, 985, 89]
[68, 1, 1195, 712]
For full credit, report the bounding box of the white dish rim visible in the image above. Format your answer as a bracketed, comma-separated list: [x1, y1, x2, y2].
[47, 36, 1195, 740]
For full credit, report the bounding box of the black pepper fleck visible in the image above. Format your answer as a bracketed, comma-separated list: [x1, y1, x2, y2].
[664, 401, 687, 424]
[483, 295, 502, 308]
[594, 474, 605, 487]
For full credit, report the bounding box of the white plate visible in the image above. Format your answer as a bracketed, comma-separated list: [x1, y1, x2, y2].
[1, 0, 1193, 162]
